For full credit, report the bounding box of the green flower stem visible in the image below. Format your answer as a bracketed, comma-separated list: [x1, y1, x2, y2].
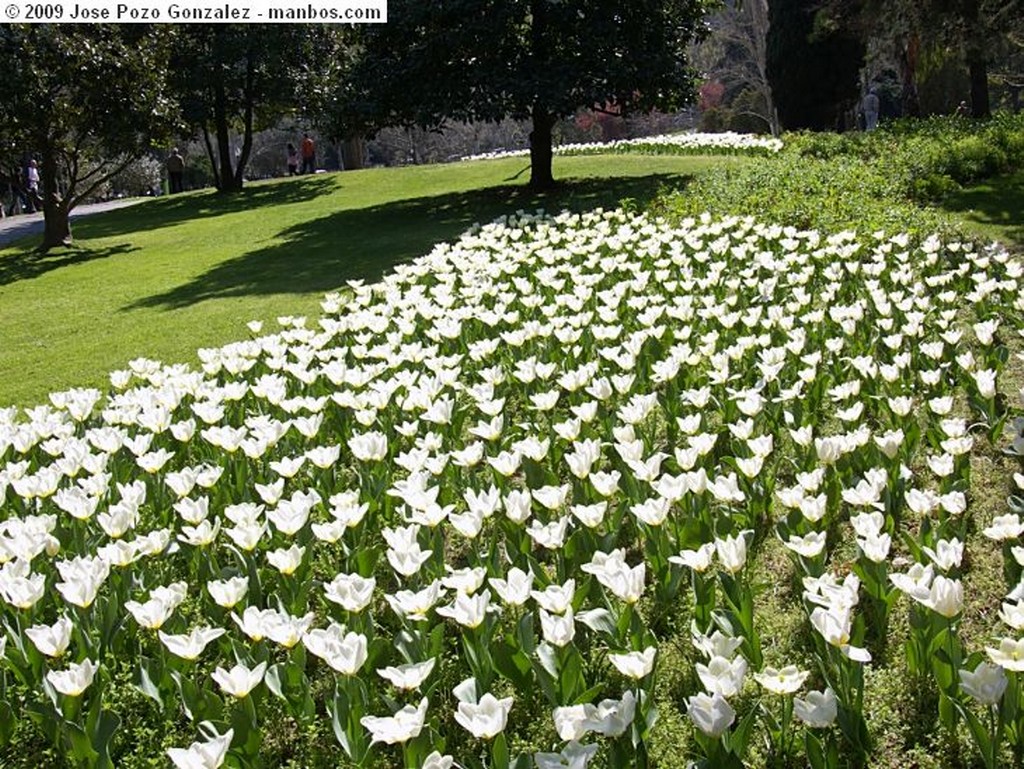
[781, 695, 794, 758]
[987, 704, 999, 769]
[691, 569, 715, 634]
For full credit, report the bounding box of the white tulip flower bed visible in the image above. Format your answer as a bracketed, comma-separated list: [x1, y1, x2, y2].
[0, 208, 1023, 769]
[459, 131, 783, 163]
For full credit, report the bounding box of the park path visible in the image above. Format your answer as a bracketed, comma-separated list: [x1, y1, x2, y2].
[0, 198, 145, 248]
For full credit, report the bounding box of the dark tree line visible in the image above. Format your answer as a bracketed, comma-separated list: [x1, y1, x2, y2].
[0, 24, 343, 248]
[0, 8, 709, 249]
[171, 25, 339, 193]
[329, 0, 711, 189]
[764, 0, 1023, 131]
[766, 0, 866, 131]
[0, 25, 176, 249]
[1, 2, 1020, 250]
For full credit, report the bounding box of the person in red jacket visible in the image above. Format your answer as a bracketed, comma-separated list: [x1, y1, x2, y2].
[300, 134, 316, 174]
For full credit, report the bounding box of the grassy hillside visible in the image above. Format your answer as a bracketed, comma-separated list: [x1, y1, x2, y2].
[0, 154, 745, 407]
[941, 169, 1024, 247]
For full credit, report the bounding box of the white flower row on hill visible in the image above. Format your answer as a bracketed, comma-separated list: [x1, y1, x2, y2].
[460, 131, 783, 162]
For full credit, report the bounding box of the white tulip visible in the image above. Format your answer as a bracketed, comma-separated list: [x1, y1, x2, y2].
[47, 658, 98, 697]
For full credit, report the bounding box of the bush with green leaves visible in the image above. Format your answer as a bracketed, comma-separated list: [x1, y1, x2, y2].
[657, 112, 1024, 238]
[654, 152, 956, 238]
[786, 113, 1024, 203]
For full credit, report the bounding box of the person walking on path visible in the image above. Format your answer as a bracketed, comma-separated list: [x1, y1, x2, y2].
[286, 143, 299, 176]
[166, 148, 185, 194]
[25, 159, 41, 213]
[6, 170, 26, 216]
[300, 134, 316, 174]
[0, 172, 9, 219]
[862, 88, 880, 131]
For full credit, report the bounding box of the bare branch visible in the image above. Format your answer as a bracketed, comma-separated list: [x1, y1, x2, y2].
[68, 155, 136, 209]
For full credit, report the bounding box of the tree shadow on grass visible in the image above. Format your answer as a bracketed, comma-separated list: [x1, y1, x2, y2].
[126, 172, 693, 311]
[940, 171, 1024, 250]
[74, 175, 344, 241]
[0, 242, 140, 286]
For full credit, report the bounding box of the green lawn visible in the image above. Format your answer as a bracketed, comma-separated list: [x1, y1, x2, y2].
[0, 154, 745, 407]
[941, 169, 1024, 249]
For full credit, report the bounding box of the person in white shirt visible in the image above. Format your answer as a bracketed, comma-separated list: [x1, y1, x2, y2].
[24, 159, 42, 212]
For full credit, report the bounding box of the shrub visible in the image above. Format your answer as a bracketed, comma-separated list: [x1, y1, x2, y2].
[109, 156, 164, 199]
[652, 112, 1024, 236]
[946, 136, 1008, 183]
[654, 152, 955, 237]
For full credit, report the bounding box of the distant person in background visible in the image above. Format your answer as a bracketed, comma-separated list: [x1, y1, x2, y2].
[955, 100, 969, 117]
[6, 170, 26, 216]
[286, 143, 299, 176]
[300, 133, 315, 174]
[862, 88, 880, 131]
[25, 159, 41, 212]
[166, 148, 185, 194]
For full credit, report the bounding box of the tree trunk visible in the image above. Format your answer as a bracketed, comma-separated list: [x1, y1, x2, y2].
[213, 79, 241, 193]
[529, 105, 555, 191]
[527, 0, 555, 190]
[41, 200, 72, 251]
[341, 138, 367, 170]
[898, 33, 920, 118]
[202, 127, 219, 184]
[39, 148, 71, 251]
[963, 0, 991, 119]
[234, 114, 253, 190]
[967, 56, 991, 119]
[233, 52, 255, 190]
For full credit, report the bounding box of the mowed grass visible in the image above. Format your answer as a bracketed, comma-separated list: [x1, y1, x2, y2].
[0, 154, 747, 407]
[941, 169, 1024, 250]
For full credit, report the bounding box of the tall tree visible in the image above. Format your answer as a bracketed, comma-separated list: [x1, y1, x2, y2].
[922, 0, 1020, 117]
[169, 26, 339, 193]
[960, 0, 992, 117]
[992, 15, 1024, 112]
[333, 0, 710, 189]
[0, 25, 174, 250]
[767, 0, 866, 130]
[825, 0, 1021, 119]
[693, 0, 780, 135]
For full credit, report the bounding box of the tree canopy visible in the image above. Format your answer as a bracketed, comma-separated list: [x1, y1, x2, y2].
[766, 0, 866, 131]
[692, 0, 779, 135]
[0, 24, 175, 249]
[168, 25, 340, 192]
[815, 0, 1022, 118]
[334, 0, 711, 188]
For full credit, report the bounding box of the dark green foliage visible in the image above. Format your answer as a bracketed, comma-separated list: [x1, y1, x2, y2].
[0, 25, 175, 249]
[334, 0, 710, 188]
[766, 0, 866, 131]
[168, 26, 339, 192]
[816, 0, 1023, 120]
[657, 112, 1024, 236]
[789, 112, 1024, 199]
[660, 152, 944, 236]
